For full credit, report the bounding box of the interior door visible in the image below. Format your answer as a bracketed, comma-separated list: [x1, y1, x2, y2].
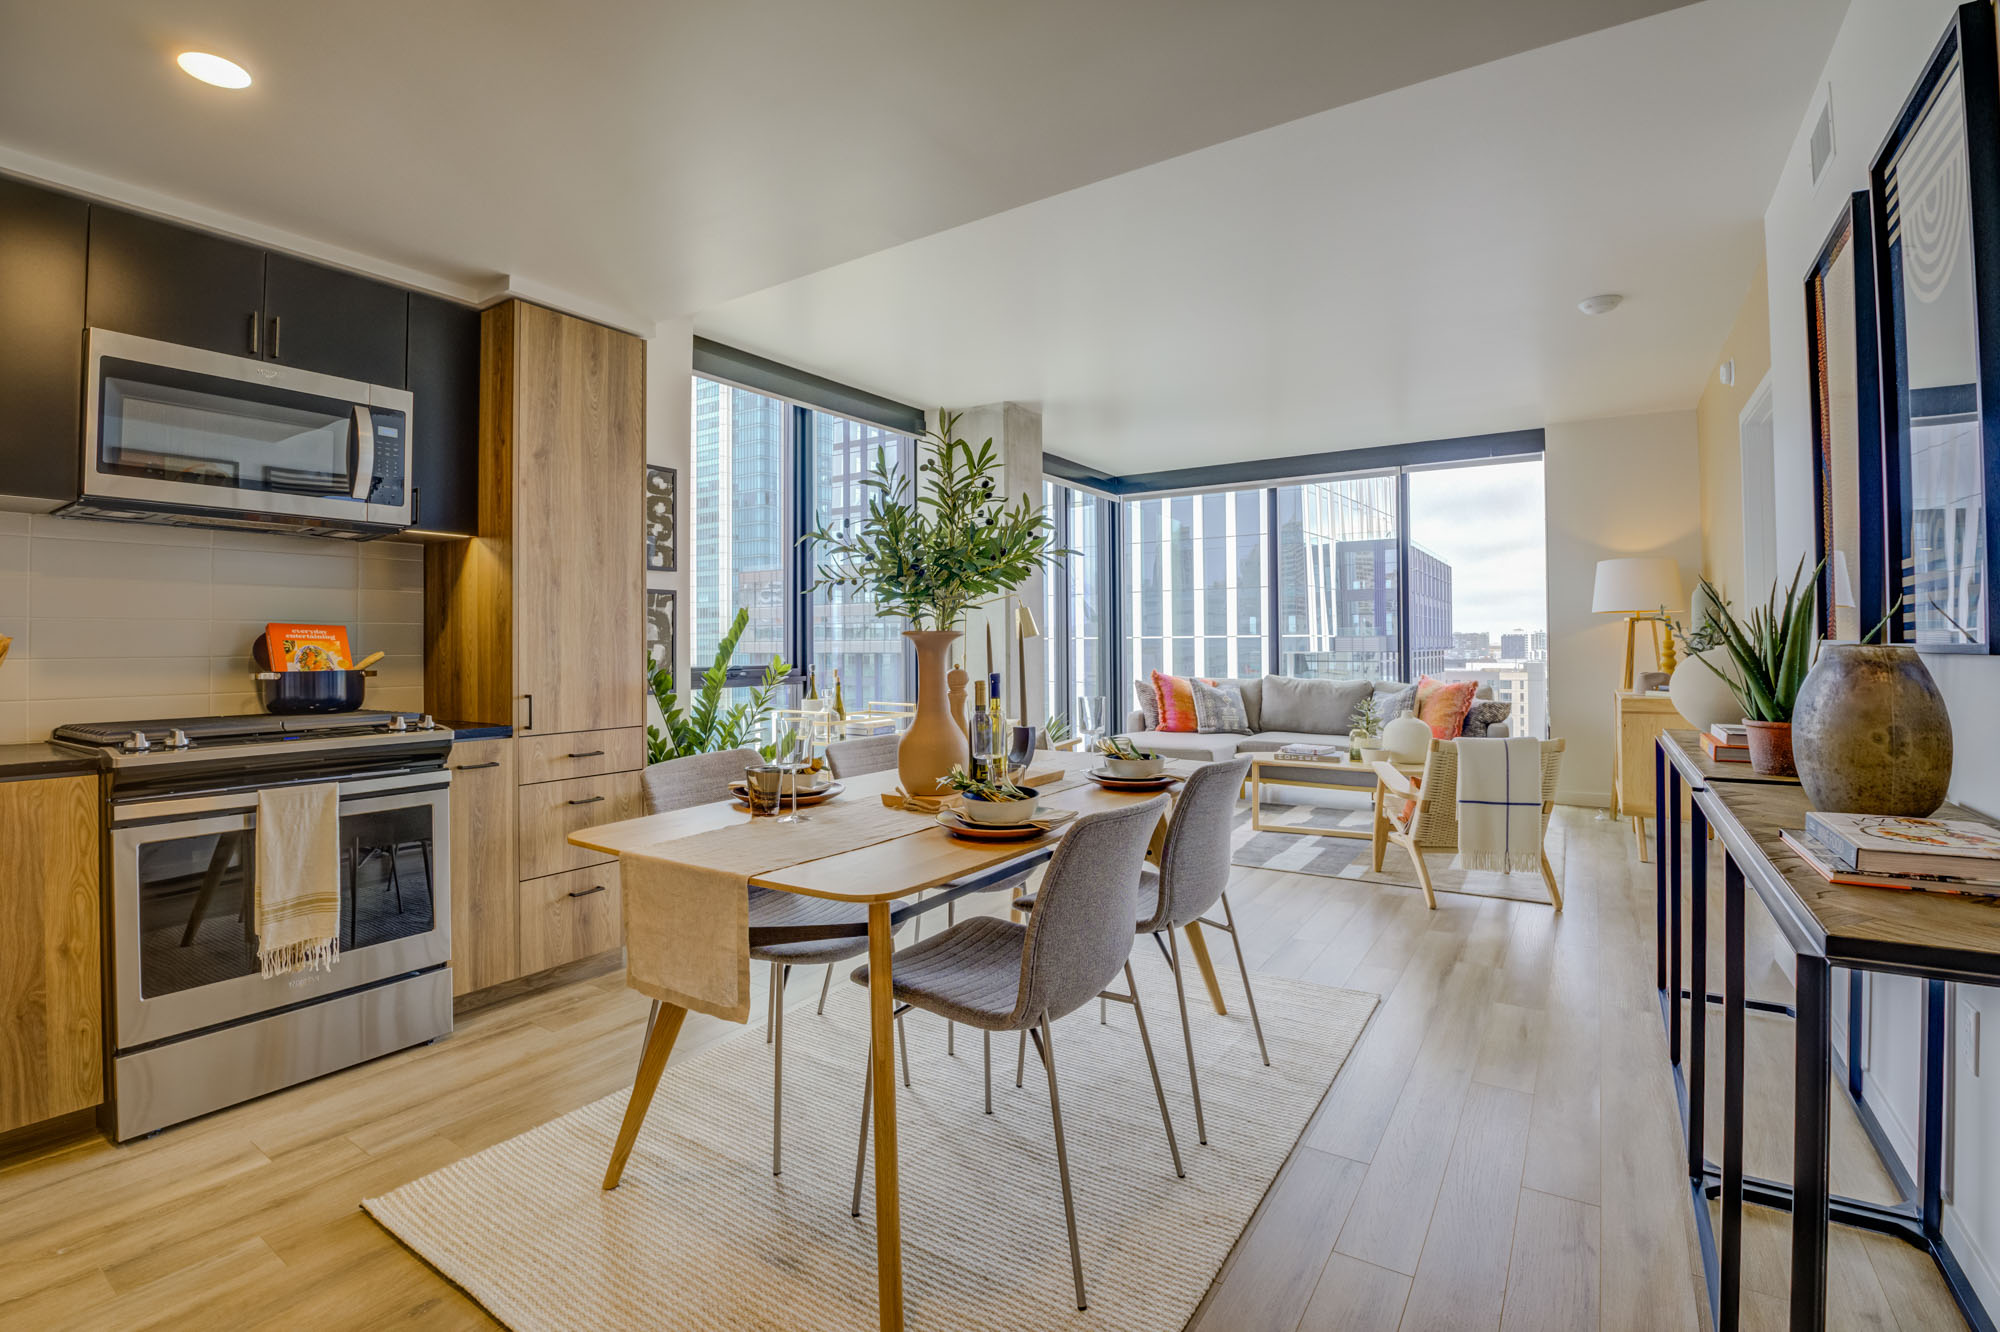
[510, 302, 645, 734]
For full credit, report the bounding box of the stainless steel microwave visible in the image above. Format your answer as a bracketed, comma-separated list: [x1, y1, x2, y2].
[62, 327, 414, 539]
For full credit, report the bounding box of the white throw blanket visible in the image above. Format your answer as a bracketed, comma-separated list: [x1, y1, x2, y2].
[255, 783, 342, 977]
[1455, 737, 1545, 874]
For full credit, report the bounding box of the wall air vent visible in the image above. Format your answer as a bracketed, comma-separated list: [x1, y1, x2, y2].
[1809, 87, 1836, 187]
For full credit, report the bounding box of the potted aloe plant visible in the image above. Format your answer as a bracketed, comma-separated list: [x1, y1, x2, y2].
[1686, 559, 1822, 776]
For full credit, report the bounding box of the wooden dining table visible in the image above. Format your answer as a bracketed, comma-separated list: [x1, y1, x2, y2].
[567, 748, 1221, 1332]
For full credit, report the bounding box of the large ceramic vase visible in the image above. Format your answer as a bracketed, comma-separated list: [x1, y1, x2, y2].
[1668, 650, 1741, 731]
[899, 629, 969, 797]
[1792, 643, 1952, 815]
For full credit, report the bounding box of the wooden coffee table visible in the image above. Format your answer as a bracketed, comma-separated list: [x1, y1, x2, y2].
[1245, 752, 1425, 858]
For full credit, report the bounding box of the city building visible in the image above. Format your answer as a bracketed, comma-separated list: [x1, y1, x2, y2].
[1442, 661, 1549, 739]
[1501, 631, 1530, 660]
[1453, 630, 1493, 657]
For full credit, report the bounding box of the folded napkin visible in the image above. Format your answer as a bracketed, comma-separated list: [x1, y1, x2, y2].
[255, 782, 342, 977]
[1455, 737, 1545, 874]
[883, 765, 1069, 814]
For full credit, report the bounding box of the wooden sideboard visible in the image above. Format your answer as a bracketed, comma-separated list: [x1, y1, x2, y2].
[1610, 690, 1690, 863]
[428, 300, 647, 994]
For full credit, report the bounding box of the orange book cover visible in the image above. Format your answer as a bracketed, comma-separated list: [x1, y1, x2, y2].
[266, 623, 350, 672]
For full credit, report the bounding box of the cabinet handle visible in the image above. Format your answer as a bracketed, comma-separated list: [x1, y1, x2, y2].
[566, 749, 605, 759]
[568, 884, 608, 899]
[567, 795, 605, 806]
[248, 312, 261, 356]
[452, 761, 500, 771]
[524, 694, 534, 731]
[269, 315, 281, 360]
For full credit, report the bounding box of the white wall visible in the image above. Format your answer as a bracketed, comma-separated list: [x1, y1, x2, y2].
[0, 513, 424, 742]
[1544, 410, 1703, 805]
[647, 317, 693, 693]
[1761, 0, 2000, 1306]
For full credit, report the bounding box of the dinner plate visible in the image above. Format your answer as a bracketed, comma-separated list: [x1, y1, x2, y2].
[1085, 769, 1180, 790]
[728, 780, 843, 808]
[935, 808, 1079, 841]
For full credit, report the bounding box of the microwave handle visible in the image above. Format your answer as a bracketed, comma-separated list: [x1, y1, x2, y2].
[349, 405, 375, 500]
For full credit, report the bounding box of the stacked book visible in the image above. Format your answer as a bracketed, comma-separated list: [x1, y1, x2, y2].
[1782, 812, 2000, 896]
[1701, 722, 1750, 764]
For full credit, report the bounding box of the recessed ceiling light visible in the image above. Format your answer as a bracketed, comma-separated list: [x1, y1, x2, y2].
[1577, 294, 1624, 316]
[177, 52, 252, 89]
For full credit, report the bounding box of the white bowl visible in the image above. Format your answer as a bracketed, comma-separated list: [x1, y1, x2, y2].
[960, 788, 1040, 826]
[1101, 754, 1166, 779]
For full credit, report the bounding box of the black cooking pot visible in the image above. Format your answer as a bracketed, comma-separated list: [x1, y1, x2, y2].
[254, 670, 373, 714]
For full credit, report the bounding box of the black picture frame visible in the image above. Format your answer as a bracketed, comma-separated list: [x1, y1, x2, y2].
[1871, 1, 2000, 652]
[1806, 191, 1887, 640]
[645, 588, 677, 670]
[644, 465, 677, 573]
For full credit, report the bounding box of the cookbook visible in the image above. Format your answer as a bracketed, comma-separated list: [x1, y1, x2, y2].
[1801, 812, 2000, 879]
[266, 623, 351, 672]
[1780, 829, 2000, 897]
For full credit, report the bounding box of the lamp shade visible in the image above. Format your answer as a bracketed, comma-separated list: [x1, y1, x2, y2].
[1016, 603, 1041, 639]
[1592, 557, 1684, 615]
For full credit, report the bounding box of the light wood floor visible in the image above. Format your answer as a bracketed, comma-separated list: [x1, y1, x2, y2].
[0, 805, 1969, 1329]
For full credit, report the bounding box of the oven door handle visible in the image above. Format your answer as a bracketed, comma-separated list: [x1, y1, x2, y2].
[349, 405, 376, 501]
[112, 771, 451, 824]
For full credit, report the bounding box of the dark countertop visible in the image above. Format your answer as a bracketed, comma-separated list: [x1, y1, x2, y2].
[441, 721, 513, 743]
[0, 743, 103, 783]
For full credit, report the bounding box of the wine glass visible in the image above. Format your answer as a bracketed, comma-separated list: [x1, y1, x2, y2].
[1076, 695, 1105, 751]
[773, 727, 809, 822]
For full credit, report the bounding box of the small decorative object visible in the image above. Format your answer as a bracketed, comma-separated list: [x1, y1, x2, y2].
[1349, 692, 1384, 761]
[804, 410, 1066, 795]
[1793, 642, 1953, 815]
[643, 465, 677, 572]
[947, 661, 969, 737]
[742, 765, 785, 816]
[644, 607, 790, 764]
[1685, 561, 1822, 776]
[1382, 713, 1434, 763]
[1095, 737, 1165, 779]
[644, 589, 677, 669]
[1591, 557, 1685, 691]
[936, 764, 1039, 826]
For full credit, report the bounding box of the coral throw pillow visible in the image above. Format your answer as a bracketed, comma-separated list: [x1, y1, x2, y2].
[1414, 675, 1479, 739]
[1151, 670, 1208, 733]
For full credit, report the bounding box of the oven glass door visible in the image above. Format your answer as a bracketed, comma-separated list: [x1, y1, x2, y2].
[114, 783, 451, 1048]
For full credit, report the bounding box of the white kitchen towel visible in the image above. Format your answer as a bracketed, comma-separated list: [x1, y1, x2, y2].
[255, 782, 342, 977]
[1455, 736, 1545, 874]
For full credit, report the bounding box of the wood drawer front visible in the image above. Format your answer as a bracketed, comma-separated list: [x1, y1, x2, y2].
[519, 865, 622, 975]
[516, 727, 645, 785]
[447, 738, 518, 996]
[519, 771, 642, 879]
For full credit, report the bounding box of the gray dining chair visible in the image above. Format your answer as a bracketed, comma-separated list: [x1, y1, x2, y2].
[638, 746, 907, 1177]
[1012, 754, 1265, 1147]
[848, 796, 1182, 1312]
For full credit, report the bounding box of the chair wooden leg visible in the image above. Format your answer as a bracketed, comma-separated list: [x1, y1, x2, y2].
[1371, 783, 1390, 872]
[1405, 841, 1440, 910]
[1539, 851, 1565, 911]
[603, 1002, 688, 1190]
[1632, 815, 1651, 863]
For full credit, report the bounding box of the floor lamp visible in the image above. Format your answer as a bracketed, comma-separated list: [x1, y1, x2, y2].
[1592, 557, 1685, 691]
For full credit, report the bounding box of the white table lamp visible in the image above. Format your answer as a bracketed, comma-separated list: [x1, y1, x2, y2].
[1593, 557, 1685, 691]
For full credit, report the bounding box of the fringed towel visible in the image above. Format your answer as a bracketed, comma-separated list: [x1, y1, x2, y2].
[1455, 736, 1545, 874]
[255, 782, 342, 977]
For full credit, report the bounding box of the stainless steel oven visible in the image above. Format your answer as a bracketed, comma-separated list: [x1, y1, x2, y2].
[63, 327, 414, 538]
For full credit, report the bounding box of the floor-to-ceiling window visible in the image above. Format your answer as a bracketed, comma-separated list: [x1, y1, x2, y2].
[1275, 475, 1401, 680]
[807, 408, 910, 706]
[1042, 479, 1116, 730]
[1126, 488, 1267, 683]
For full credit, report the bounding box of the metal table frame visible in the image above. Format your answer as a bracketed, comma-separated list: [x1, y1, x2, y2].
[1654, 736, 1995, 1331]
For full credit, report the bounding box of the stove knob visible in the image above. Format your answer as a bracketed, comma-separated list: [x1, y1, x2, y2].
[122, 730, 151, 753]
[419, 714, 436, 731]
[387, 715, 408, 732]
[166, 729, 191, 750]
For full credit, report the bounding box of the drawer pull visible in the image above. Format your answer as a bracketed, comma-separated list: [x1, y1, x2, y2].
[566, 749, 606, 759]
[567, 795, 606, 806]
[452, 761, 500, 771]
[568, 884, 608, 899]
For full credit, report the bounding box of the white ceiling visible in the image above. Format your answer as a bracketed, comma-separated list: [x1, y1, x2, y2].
[0, 0, 1691, 327]
[695, 0, 1849, 474]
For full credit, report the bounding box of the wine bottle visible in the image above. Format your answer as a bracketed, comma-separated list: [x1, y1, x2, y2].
[987, 674, 1006, 781]
[804, 665, 819, 702]
[832, 669, 846, 721]
[970, 680, 994, 784]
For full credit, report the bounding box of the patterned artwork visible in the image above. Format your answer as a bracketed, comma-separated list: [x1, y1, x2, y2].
[646, 589, 677, 669]
[644, 466, 677, 572]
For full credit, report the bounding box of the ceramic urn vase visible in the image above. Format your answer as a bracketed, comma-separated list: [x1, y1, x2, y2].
[1792, 643, 1952, 816]
[1667, 650, 1742, 732]
[1382, 713, 1434, 764]
[899, 629, 970, 798]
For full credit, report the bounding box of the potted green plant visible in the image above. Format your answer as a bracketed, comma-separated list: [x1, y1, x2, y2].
[1686, 559, 1822, 776]
[645, 607, 792, 765]
[1349, 692, 1385, 763]
[803, 410, 1066, 795]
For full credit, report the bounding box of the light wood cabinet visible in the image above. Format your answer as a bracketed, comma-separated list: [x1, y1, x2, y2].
[1611, 691, 1692, 863]
[447, 738, 518, 996]
[426, 299, 647, 993]
[0, 775, 102, 1134]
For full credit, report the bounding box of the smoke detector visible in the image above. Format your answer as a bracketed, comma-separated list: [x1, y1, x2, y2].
[1577, 294, 1624, 316]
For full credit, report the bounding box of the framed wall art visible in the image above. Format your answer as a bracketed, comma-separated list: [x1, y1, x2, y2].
[1872, 1, 2000, 651]
[644, 465, 677, 573]
[646, 588, 677, 671]
[1806, 191, 1886, 641]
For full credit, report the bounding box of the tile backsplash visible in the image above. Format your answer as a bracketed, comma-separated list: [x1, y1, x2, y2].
[0, 511, 426, 743]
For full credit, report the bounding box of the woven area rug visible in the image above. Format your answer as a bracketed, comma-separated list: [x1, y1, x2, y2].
[1232, 798, 1560, 905]
[365, 958, 1376, 1331]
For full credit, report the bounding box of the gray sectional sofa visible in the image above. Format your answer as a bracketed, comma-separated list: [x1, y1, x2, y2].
[1118, 674, 1507, 783]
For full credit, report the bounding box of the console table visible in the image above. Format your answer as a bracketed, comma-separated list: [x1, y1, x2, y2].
[1655, 730, 1997, 1331]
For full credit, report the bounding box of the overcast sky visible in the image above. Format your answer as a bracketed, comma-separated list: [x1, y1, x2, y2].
[1407, 459, 1547, 639]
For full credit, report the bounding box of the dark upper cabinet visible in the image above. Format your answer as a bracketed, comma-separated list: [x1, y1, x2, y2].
[0, 177, 87, 501]
[263, 254, 408, 386]
[86, 207, 265, 358]
[406, 293, 481, 534]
